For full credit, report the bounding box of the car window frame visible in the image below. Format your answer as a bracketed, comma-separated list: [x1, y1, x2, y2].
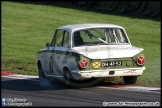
[62, 30, 70, 47]
[50, 30, 57, 46]
[55, 29, 64, 47]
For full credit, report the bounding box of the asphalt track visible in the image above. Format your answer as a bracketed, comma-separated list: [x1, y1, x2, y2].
[1, 71, 161, 107]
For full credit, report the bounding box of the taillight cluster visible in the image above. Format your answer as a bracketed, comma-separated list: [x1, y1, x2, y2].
[137, 55, 145, 65]
[79, 59, 89, 68]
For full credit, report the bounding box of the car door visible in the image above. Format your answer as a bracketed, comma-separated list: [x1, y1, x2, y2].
[42, 32, 57, 76]
[54, 30, 71, 76]
[50, 29, 65, 77]
[43, 29, 64, 77]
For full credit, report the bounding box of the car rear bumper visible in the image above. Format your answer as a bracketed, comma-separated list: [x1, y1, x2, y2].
[71, 67, 146, 80]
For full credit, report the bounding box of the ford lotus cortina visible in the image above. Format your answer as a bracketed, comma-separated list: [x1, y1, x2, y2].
[36, 23, 146, 87]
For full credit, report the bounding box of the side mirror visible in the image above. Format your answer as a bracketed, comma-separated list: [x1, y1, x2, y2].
[46, 43, 50, 49]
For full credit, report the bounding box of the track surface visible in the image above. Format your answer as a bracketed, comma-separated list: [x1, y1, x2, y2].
[1, 71, 161, 107]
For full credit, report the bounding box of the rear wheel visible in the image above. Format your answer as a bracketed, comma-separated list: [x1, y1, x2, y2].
[63, 69, 73, 86]
[63, 69, 103, 88]
[123, 76, 137, 84]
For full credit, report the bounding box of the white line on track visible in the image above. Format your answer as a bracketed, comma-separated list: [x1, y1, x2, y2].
[2, 75, 39, 81]
[98, 86, 160, 93]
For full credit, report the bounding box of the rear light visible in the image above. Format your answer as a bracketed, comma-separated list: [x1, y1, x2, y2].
[137, 55, 145, 65]
[79, 59, 89, 68]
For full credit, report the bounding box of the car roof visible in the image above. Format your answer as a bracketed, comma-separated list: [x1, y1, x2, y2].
[57, 23, 124, 31]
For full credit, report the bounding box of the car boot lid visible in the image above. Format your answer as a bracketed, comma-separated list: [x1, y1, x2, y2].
[72, 45, 144, 59]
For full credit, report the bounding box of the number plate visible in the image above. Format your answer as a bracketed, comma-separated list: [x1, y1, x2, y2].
[101, 61, 122, 67]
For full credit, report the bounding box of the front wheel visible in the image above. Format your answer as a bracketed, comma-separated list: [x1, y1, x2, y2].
[38, 63, 47, 82]
[123, 76, 137, 84]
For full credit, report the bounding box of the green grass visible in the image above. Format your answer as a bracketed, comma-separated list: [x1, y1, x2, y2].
[2, 1, 160, 87]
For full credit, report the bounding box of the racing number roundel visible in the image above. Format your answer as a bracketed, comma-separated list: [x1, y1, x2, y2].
[49, 56, 53, 73]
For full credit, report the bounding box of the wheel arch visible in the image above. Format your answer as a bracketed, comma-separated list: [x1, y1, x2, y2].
[37, 60, 45, 76]
[63, 66, 74, 79]
[37, 60, 41, 69]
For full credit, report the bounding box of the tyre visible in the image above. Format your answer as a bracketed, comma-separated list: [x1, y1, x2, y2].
[38, 63, 47, 82]
[123, 76, 137, 84]
[63, 69, 73, 87]
[63, 68, 103, 88]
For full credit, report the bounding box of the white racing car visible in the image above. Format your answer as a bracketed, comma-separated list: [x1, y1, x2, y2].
[36, 23, 146, 87]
